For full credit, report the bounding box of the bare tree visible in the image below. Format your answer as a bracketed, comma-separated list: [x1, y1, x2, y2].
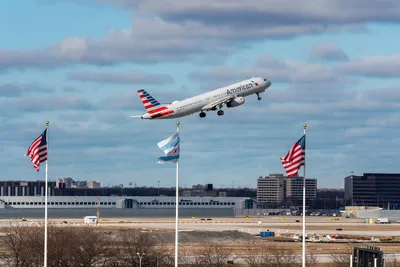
[238, 241, 302, 267]
[0, 222, 43, 267]
[328, 244, 353, 267]
[268, 244, 299, 267]
[239, 240, 266, 267]
[381, 254, 400, 267]
[67, 226, 110, 267]
[306, 253, 319, 267]
[153, 244, 174, 267]
[115, 230, 159, 267]
[175, 244, 193, 267]
[47, 226, 72, 267]
[193, 242, 232, 267]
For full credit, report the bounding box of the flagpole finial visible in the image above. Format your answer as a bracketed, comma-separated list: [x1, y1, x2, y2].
[45, 121, 49, 126]
[176, 121, 180, 126]
[303, 124, 307, 129]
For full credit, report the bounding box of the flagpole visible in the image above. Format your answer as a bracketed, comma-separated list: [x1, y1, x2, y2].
[302, 123, 307, 267]
[175, 121, 180, 267]
[44, 120, 49, 267]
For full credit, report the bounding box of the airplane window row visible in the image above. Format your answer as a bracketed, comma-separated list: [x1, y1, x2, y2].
[178, 100, 202, 110]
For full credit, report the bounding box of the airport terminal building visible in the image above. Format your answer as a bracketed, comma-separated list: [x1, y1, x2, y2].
[0, 180, 57, 197]
[0, 195, 252, 218]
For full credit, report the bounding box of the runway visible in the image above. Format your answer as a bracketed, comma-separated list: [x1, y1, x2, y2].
[38, 216, 400, 237]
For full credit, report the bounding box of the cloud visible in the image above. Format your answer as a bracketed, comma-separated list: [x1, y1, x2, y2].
[339, 54, 400, 77]
[63, 86, 81, 93]
[4, 0, 398, 73]
[190, 52, 400, 85]
[67, 71, 174, 84]
[189, 53, 342, 84]
[0, 0, 381, 72]
[0, 83, 54, 97]
[1, 95, 96, 113]
[345, 127, 381, 137]
[0, 18, 239, 71]
[2, 1, 400, 188]
[310, 42, 349, 61]
[136, 0, 400, 26]
[99, 89, 184, 110]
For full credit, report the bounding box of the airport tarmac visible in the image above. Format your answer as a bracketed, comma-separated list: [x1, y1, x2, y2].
[25, 216, 400, 237]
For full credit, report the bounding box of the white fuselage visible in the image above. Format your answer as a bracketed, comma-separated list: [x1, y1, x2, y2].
[142, 77, 271, 119]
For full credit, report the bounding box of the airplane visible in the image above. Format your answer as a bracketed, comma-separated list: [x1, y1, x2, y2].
[131, 77, 271, 119]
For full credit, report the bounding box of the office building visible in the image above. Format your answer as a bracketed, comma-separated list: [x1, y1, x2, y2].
[56, 177, 73, 189]
[345, 173, 400, 208]
[257, 174, 317, 207]
[72, 181, 88, 188]
[257, 174, 285, 203]
[88, 181, 101, 188]
[286, 177, 318, 203]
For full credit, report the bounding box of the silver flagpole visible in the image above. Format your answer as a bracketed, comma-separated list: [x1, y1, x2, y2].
[44, 120, 49, 267]
[302, 123, 307, 267]
[175, 121, 180, 267]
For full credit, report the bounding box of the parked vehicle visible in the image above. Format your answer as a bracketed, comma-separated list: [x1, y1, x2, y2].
[376, 218, 389, 224]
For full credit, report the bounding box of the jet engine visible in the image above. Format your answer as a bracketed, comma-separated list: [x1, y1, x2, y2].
[227, 97, 245, 108]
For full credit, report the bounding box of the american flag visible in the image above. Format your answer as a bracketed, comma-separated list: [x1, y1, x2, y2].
[280, 134, 305, 177]
[25, 128, 48, 172]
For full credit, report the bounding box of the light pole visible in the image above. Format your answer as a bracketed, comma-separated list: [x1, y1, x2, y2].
[157, 181, 160, 196]
[137, 252, 145, 267]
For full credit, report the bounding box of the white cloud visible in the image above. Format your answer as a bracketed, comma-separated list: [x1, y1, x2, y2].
[0, 83, 54, 97]
[339, 54, 400, 77]
[68, 71, 174, 84]
[1, 1, 400, 188]
[310, 42, 349, 61]
[135, 0, 400, 27]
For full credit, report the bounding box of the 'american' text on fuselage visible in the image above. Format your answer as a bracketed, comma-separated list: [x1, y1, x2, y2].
[226, 82, 254, 95]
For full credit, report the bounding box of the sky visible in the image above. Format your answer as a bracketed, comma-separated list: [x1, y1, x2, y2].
[1, 0, 400, 189]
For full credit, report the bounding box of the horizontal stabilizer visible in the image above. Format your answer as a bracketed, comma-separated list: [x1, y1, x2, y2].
[130, 115, 142, 118]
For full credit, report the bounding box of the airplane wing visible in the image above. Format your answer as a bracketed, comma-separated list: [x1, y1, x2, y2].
[201, 95, 236, 111]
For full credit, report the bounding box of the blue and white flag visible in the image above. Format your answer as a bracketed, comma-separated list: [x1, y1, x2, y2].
[157, 132, 180, 164]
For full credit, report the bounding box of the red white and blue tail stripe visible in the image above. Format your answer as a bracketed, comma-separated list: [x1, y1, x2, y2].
[137, 89, 161, 111]
[136, 89, 175, 119]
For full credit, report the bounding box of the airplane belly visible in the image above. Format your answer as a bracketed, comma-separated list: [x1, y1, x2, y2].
[178, 104, 202, 116]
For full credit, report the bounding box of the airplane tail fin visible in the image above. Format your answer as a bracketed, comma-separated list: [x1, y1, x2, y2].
[137, 89, 162, 112]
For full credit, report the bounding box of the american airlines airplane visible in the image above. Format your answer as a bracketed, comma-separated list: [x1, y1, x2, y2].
[131, 77, 271, 119]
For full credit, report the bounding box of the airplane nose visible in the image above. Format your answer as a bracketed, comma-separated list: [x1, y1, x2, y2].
[263, 78, 271, 88]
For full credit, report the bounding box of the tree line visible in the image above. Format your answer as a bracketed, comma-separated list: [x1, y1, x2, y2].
[0, 223, 398, 267]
